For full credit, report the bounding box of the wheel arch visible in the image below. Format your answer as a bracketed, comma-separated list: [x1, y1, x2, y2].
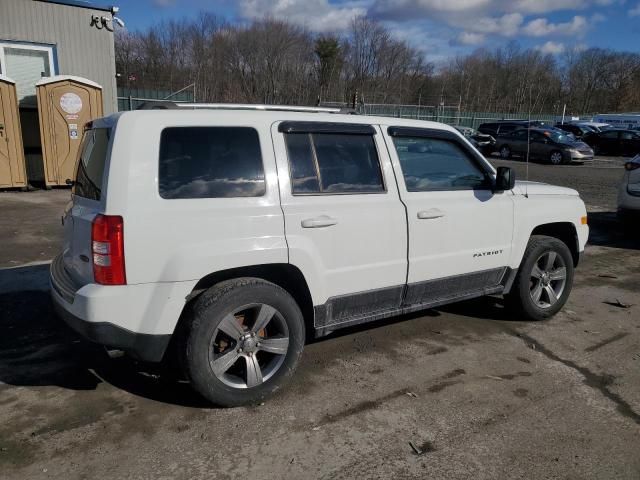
[177, 263, 315, 339]
[530, 222, 580, 266]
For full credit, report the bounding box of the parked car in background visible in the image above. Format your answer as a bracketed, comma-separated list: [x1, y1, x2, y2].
[478, 120, 557, 139]
[454, 126, 496, 155]
[555, 123, 593, 139]
[478, 121, 524, 137]
[582, 129, 640, 156]
[618, 155, 640, 221]
[574, 122, 611, 132]
[497, 128, 594, 164]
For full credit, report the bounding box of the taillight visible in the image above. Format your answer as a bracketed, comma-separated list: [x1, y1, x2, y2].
[91, 214, 126, 285]
[625, 162, 640, 171]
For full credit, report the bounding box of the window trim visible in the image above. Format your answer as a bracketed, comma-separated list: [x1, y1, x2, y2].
[387, 126, 494, 193]
[283, 130, 387, 196]
[278, 121, 376, 135]
[157, 126, 267, 200]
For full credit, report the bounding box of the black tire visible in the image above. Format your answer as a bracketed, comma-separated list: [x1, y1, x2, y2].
[505, 235, 574, 321]
[182, 278, 305, 407]
[499, 145, 511, 159]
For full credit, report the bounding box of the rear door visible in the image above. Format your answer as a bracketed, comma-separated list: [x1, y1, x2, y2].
[272, 122, 407, 329]
[62, 127, 111, 286]
[385, 127, 513, 306]
[598, 130, 620, 154]
[620, 131, 640, 156]
[508, 129, 529, 156]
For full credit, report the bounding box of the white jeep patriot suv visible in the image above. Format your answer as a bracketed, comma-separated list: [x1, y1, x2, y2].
[51, 104, 589, 406]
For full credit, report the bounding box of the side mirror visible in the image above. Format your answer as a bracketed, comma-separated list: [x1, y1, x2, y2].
[494, 166, 515, 192]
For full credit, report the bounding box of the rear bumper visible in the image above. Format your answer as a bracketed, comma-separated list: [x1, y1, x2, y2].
[52, 296, 171, 362]
[49, 254, 190, 362]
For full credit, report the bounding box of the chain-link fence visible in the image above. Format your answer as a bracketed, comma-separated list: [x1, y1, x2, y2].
[322, 102, 557, 129]
[117, 87, 194, 111]
[117, 93, 558, 128]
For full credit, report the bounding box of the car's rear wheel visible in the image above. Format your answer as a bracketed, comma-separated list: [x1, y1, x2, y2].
[499, 145, 511, 159]
[182, 278, 305, 406]
[549, 150, 564, 165]
[506, 235, 574, 321]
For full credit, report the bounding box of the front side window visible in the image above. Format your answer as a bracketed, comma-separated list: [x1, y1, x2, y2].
[284, 133, 384, 194]
[159, 127, 265, 199]
[392, 136, 489, 192]
[74, 128, 110, 201]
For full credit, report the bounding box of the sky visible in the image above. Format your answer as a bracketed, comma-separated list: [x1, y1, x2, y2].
[113, 0, 640, 63]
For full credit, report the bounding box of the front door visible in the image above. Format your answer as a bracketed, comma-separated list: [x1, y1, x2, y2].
[385, 127, 514, 306]
[272, 122, 408, 329]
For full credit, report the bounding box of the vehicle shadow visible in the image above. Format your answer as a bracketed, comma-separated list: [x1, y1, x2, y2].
[0, 264, 210, 408]
[587, 211, 640, 250]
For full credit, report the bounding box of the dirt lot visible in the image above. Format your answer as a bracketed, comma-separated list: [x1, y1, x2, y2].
[0, 158, 639, 479]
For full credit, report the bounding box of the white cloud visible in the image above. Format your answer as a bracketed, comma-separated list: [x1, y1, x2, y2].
[453, 31, 487, 45]
[536, 40, 566, 54]
[630, 3, 640, 16]
[522, 15, 588, 37]
[238, 0, 366, 32]
[471, 12, 523, 36]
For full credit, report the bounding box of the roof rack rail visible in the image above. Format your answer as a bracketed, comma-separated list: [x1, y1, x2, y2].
[172, 103, 344, 113]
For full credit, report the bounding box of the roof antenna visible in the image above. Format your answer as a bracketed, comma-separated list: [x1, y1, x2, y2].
[524, 84, 532, 198]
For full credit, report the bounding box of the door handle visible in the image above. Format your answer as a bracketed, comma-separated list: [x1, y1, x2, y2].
[301, 215, 338, 228]
[417, 209, 445, 220]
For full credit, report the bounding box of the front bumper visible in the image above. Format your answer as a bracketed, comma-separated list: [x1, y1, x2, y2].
[569, 150, 594, 162]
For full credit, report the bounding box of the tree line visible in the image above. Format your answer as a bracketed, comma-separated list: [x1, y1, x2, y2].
[115, 13, 640, 115]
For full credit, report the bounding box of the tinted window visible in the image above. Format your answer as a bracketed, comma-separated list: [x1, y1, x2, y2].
[512, 129, 528, 139]
[285, 133, 320, 193]
[392, 137, 489, 191]
[498, 124, 518, 134]
[620, 131, 637, 140]
[159, 127, 265, 199]
[601, 131, 619, 139]
[284, 133, 384, 194]
[74, 128, 110, 201]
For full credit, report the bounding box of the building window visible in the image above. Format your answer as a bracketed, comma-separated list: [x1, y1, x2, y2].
[0, 42, 56, 106]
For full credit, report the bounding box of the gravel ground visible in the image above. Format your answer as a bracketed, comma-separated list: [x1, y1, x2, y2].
[0, 159, 638, 479]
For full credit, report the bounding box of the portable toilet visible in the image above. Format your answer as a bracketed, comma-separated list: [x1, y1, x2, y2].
[0, 75, 27, 189]
[36, 76, 103, 186]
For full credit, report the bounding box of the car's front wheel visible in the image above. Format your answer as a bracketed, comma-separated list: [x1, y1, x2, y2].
[506, 235, 574, 321]
[182, 278, 305, 406]
[549, 150, 564, 165]
[499, 145, 511, 159]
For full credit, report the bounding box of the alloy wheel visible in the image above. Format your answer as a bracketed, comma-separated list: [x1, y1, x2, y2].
[529, 251, 567, 309]
[208, 303, 290, 388]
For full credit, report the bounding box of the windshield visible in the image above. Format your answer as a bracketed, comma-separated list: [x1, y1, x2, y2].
[547, 131, 574, 144]
[74, 128, 111, 201]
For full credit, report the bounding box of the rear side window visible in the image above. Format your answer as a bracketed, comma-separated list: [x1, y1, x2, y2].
[498, 124, 518, 134]
[392, 136, 489, 191]
[74, 128, 110, 201]
[284, 133, 384, 194]
[159, 127, 265, 199]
